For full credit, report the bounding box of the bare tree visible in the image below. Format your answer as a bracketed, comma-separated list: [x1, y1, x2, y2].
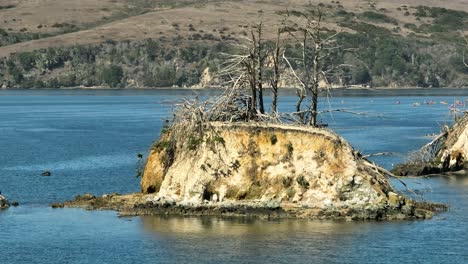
[244, 35, 258, 117]
[463, 35, 468, 68]
[219, 22, 267, 120]
[255, 22, 266, 114]
[283, 9, 343, 126]
[270, 19, 286, 115]
[219, 9, 351, 125]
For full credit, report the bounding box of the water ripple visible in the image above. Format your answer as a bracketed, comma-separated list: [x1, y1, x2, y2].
[3, 154, 135, 171]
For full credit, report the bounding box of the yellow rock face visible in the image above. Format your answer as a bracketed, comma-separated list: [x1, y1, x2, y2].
[141, 133, 171, 194]
[141, 149, 166, 194]
[142, 122, 398, 212]
[439, 114, 468, 168]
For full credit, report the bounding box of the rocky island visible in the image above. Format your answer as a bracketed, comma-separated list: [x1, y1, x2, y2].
[393, 113, 467, 176]
[53, 122, 445, 220]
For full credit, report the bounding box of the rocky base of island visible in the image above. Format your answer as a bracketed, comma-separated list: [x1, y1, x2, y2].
[392, 164, 467, 177]
[51, 192, 447, 221]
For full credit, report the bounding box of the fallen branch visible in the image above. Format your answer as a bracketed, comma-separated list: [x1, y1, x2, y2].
[363, 152, 398, 158]
[319, 108, 384, 117]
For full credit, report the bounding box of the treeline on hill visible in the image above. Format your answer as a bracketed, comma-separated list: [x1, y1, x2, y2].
[0, 6, 467, 89]
[0, 39, 221, 88]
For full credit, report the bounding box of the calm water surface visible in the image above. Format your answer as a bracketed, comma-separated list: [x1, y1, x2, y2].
[0, 89, 467, 263]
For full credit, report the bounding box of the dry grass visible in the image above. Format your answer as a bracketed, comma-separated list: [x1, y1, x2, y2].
[1, 0, 467, 57]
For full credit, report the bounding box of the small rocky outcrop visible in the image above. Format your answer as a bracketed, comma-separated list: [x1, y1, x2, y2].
[393, 113, 468, 176]
[140, 122, 443, 220]
[0, 194, 10, 209]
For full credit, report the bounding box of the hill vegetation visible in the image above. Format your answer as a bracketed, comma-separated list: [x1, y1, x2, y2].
[0, 0, 467, 89]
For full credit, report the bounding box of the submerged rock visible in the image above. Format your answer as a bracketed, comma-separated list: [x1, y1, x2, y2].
[139, 122, 443, 220]
[41, 171, 52, 176]
[74, 193, 96, 201]
[393, 113, 468, 176]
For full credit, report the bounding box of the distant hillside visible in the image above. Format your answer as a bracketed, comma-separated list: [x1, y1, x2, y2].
[0, 0, 467, 89]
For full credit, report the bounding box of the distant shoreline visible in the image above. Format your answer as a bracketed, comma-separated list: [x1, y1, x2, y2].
[2, 86, 467, 91]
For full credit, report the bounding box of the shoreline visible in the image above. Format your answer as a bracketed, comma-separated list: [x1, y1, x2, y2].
[2, 86, 468, 91]
[50, 192, 448, 221]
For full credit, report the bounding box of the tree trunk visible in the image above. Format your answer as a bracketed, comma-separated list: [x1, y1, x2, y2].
[310, 42, 320, 127]
[310, 85, 318, 126]
[271, 79, 278, 114]
[257, 23, 265, 114]
[249, 31, 258, 117]
[298, 30, 308, 124]
[296, 88, 306, 124]
[271, 27, 281, 115]
[250, 68, 257, 117]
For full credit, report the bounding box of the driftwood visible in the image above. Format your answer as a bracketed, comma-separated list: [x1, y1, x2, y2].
[363, 152, 398, 158]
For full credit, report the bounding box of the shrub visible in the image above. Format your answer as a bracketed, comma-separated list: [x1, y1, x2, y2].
[152, 140, 175, 171]
[351, 66, 371, 84]
[270, 134, 278, 145]
[450, 55, 468, 73]
[286, 142, 294, 155]
[152, 140, 172, 152]
[161, 126, 171, 135]
[209, 135, 225, 145]
[145, 38, 159, 61]
[296, 175, 309, 189]
[187, 136, 203, 150]
[282, 176, 293, 187]
[143, 65, 177, 87]
[11, 69, 24, 84]
[0, 5, 15, 10]
[360, 11, 398, 25]
[17, 52, 36, 71]
[101, 65, 123, 88]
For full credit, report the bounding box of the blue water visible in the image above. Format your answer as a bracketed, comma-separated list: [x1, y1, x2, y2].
[1, 89, 467, 263]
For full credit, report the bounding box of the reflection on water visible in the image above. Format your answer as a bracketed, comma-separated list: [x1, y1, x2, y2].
[137, 214, 467, 263]
[443, 174, 468, 186]
[138, 216, 386, 263]
[3, 154, 135, 171]
[140, 216, 361, 237]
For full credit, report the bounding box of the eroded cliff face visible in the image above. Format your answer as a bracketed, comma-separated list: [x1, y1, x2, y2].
[441, 114, 468, 168]
[141, 122, 421, 219]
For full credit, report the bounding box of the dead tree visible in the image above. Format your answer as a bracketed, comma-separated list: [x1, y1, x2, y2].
[219, 11, 349, 125]
[283, 9, 342, 126]
[218, 22, 267, 120]
[256, 22, 265, 114]
[243, 22, 267, 115]
[464, 35, 468, 68]
[244, 41, 258, 117]
[270, 19, 286, 115]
